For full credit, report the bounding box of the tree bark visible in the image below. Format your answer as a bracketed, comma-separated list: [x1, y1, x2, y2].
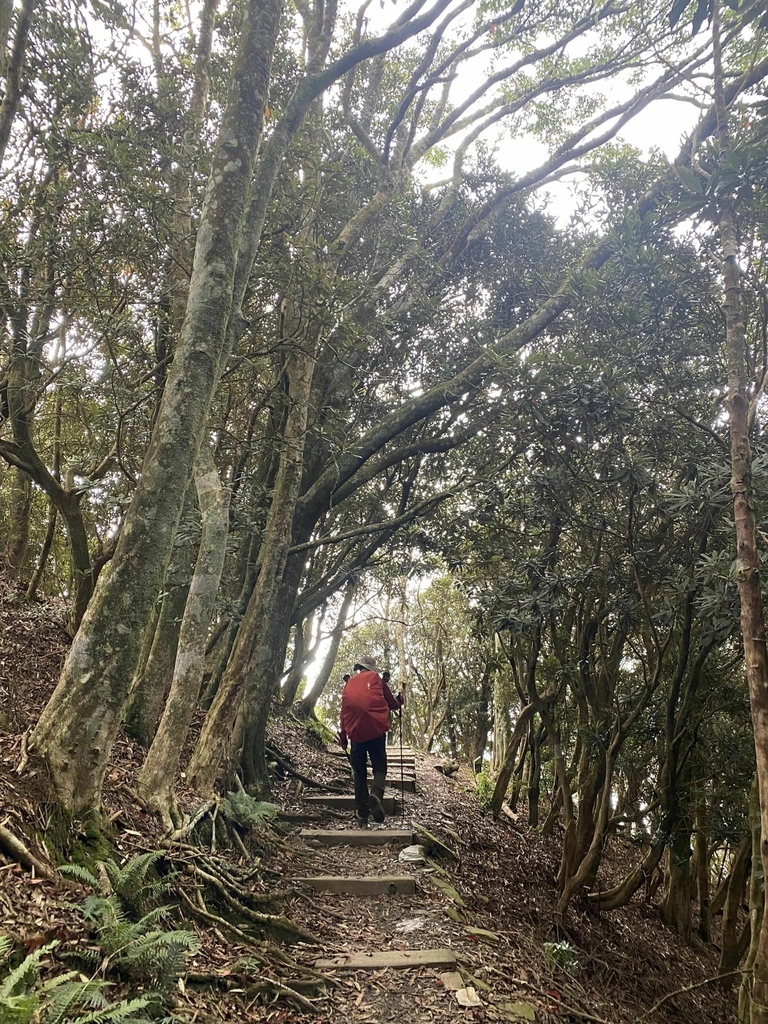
[2, 465, 31, 571]
[29, 0, 284, 816]
[721, 836, 751, 984]
[189, 337, 318, 796]
[0, 0, 37, 165]
[711, 6, 768, 1018]
[299, 581, 355, 715]
[740, 777, 765, 1019]
[662, 826, 693, 940]
[124, 490, 197, 746]
[138, 445, 230, 824]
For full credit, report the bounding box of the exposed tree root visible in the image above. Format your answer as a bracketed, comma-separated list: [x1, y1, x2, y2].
[169, 800, 216, 840]
[178, 887, 266, 948]
[265, 744, 347, 792]
[246, 977, 320, 1012]
[0, 821, 61, 881]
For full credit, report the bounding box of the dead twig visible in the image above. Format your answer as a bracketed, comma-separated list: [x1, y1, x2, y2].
[638, 969, 742, 1020]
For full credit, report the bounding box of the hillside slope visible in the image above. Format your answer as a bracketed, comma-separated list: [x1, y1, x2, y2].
[0, 572, 735, 1023]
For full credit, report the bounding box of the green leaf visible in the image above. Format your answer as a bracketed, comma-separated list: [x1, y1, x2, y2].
[676, 166, 703, 193]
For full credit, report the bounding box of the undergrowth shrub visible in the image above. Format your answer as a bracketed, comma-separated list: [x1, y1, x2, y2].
[218, 791, 278, 830]
[0, 936, 154, 1024]
[57, 852, 197, 1010]
[304, 717, 335, 746]
[474, 771, 494, 809]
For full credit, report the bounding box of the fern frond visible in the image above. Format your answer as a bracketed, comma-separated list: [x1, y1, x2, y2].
[43, 977, 113, 1024]
[0, 935, 14, 962]
[0, 942, 58, 998]
[120, 930, 197, 990]
[219, 792, 278, 828]
[71, 995, 153, 1024]
[59, 865, 100, 889]
[0, 990, 38, 1024]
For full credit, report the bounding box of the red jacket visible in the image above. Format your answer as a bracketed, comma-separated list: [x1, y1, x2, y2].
[340, 670, 403, 744]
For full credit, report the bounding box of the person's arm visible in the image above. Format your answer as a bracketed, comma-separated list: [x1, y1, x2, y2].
[382, 674, 404, 709]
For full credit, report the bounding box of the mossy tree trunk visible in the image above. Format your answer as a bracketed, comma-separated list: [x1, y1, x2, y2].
[138, 444, 230, 825]
[124, 503, 197, 747]
[29, 0, 283, 815]
[188, 333, 318, 796]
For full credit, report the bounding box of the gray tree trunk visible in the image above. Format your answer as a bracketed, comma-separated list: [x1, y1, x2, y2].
[189, 337, 317, 795]
[138, 445, 230, 825]
[29, 0, 284, 815]
[299, 582, 355, 715]
[124, 511, 197, 747]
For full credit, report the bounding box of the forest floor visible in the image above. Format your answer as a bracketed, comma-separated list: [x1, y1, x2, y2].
[0, 570, 738, 1023]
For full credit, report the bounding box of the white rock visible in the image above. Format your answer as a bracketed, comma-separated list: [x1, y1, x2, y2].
[398, 843, 427, 864]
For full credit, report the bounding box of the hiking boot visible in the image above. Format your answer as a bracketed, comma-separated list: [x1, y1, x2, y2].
[369, 793, 386, 823]
[355, 813, 370, 828]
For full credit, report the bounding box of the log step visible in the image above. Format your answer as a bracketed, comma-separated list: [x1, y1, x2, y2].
[303, 794, 401, 812]
[315, 948, 457, 970]
[294, 875, 416, 895]
[300, 829, 415, 846]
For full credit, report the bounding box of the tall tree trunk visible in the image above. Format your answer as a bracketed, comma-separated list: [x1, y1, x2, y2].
[721, 836, 751, 984]
[299, 581, 355, 716]
[281, 611, 314, 706]
[712, 7, 768, 1018]
[395, 576, 414, 745]
[528, 721, 541, 828]
[138, 445, 230, 824]
[0, 0, 37, 165]
[29, 0, 283, 816]
[662, 825, 693, 940]
[696, 793, 712, 943]
[188, 337, 318, 796]
[741, 777, 765, 1019]
[124, 500, 197, 747]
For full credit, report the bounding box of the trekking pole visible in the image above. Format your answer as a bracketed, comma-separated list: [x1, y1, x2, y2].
[399, 707, 405, 824]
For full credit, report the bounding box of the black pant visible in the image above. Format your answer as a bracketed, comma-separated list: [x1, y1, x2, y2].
[350, 734, 387, 819]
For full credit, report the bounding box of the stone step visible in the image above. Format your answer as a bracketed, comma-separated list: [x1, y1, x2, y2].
[303, 794, 402, 812]
[315, 948, 458, 970]
[294, 875, 416, 895]
[300, 828, 415, 846]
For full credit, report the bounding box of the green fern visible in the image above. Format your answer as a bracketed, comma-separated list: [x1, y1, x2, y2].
[0, 941, 59, 999]
[0, 943, 153, 1024]
[62, 853, 176, 919]
[219, 791, 278, 829]
[59, 865, 100, 889]
[79, 895, 196, 992]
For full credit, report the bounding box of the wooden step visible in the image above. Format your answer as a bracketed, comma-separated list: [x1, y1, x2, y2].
[315, 948, 457, 970]
[303, 794, 401, 812]
[300, 828, 415, 846]
[294, 875, 416, 895]
[385, 778, 416, 792]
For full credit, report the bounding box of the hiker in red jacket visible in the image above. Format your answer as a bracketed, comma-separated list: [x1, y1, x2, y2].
[338, 655, 404, 825]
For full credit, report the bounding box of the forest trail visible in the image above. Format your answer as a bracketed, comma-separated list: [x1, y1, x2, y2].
[281, 744, 504, 1020]
[0, 581, 741, 1024]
